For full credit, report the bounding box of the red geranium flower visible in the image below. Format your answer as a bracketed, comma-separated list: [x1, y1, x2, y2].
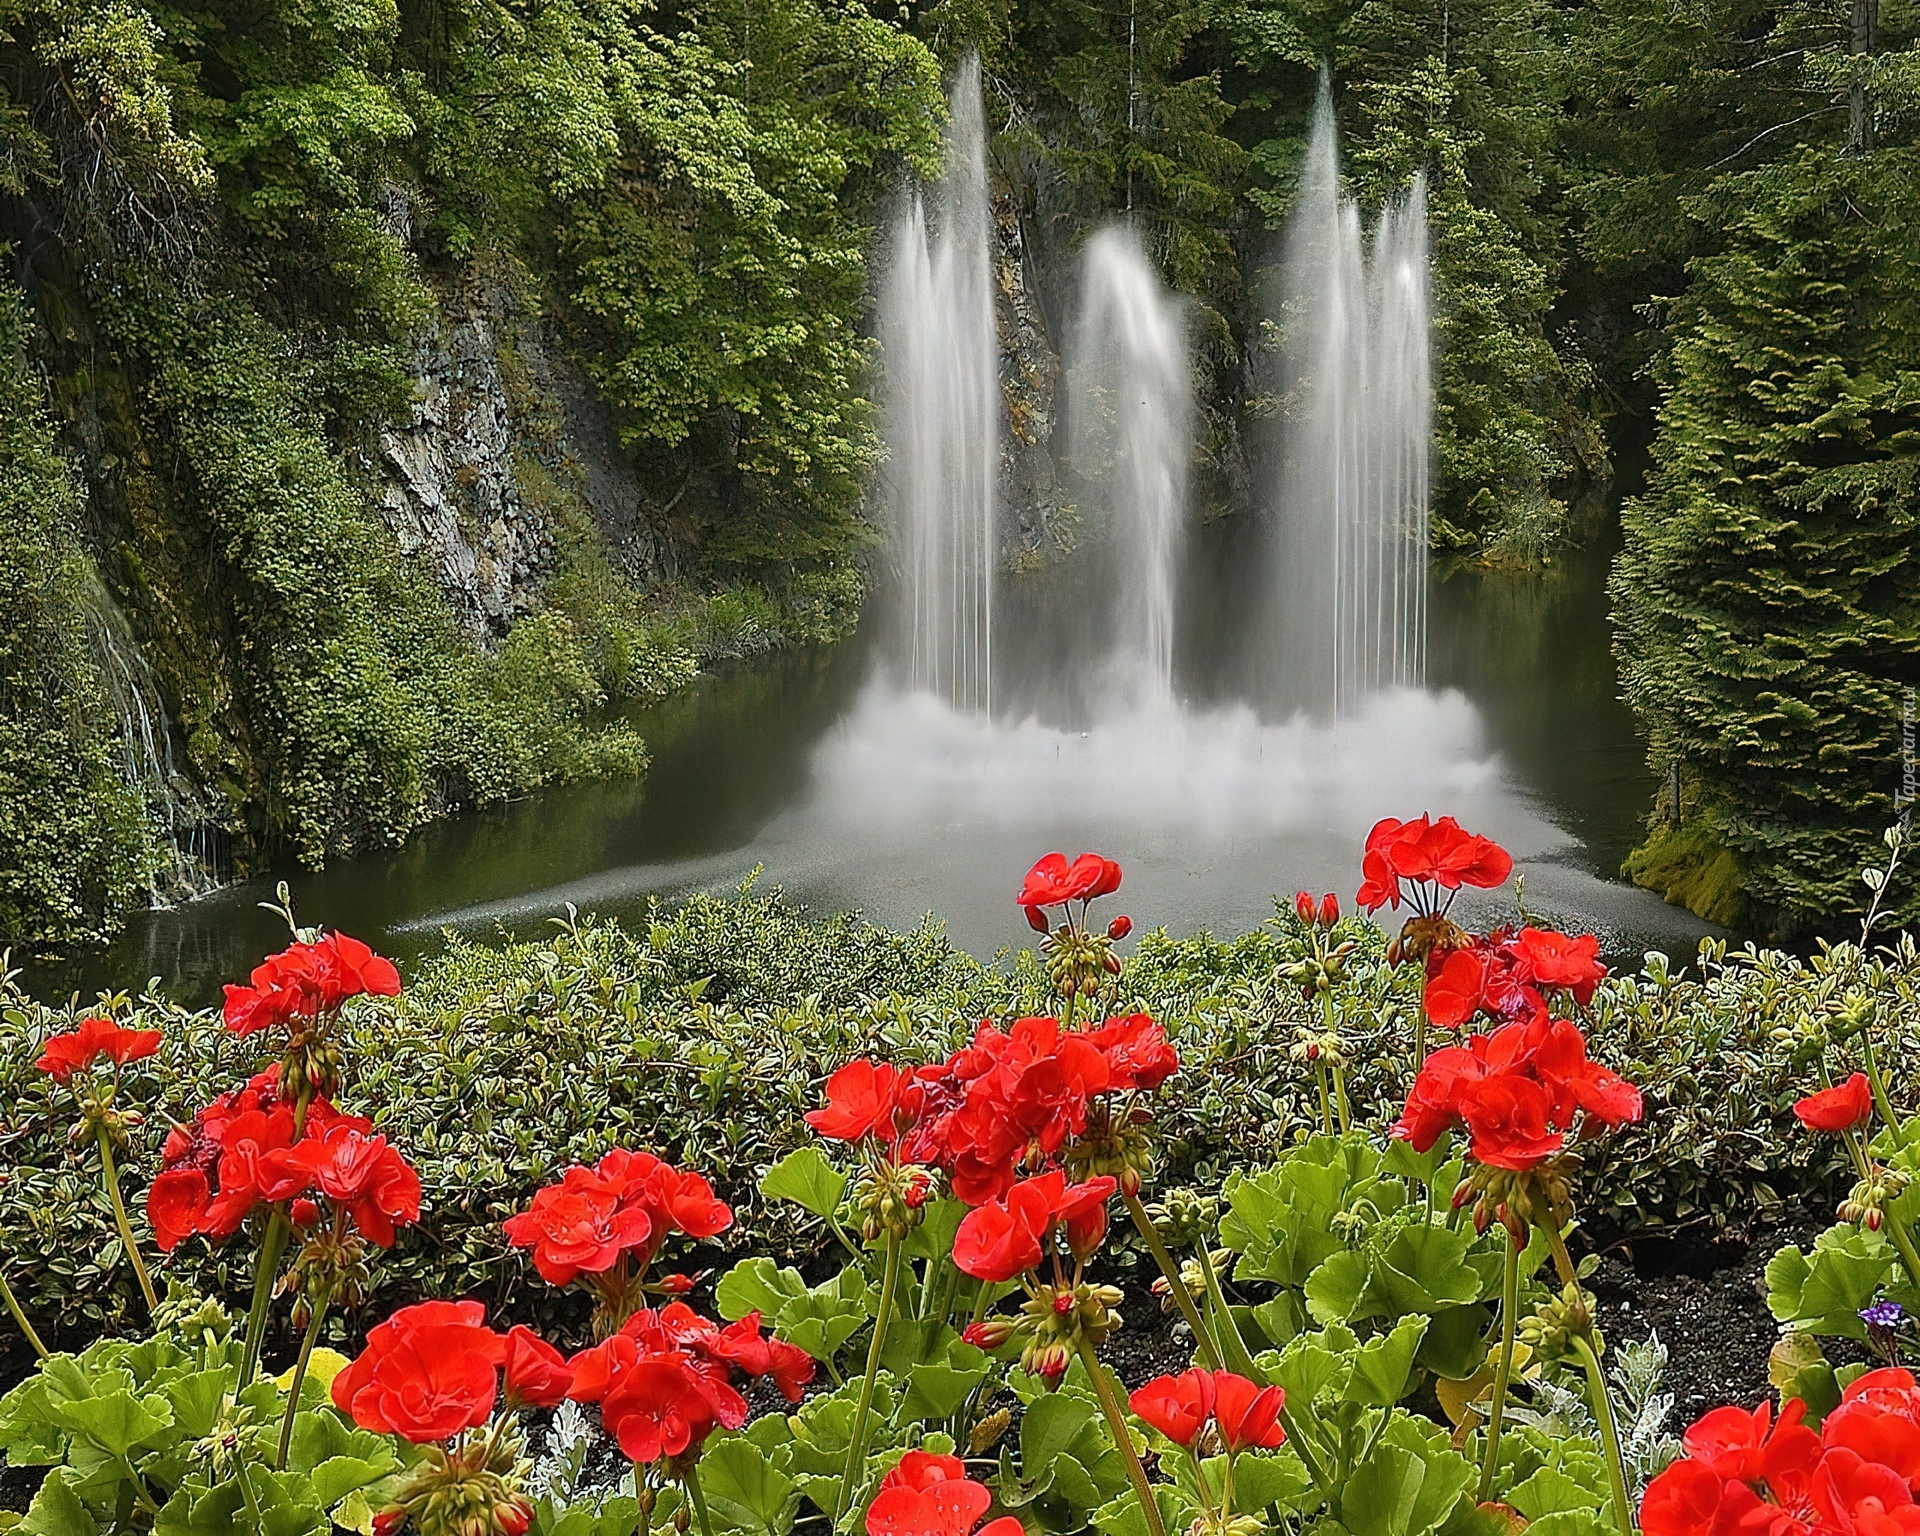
[1210, 1371, 1288, 1452]
[951, 1171, 1115, 1282]
[1356, 815, 1512, 915]
[503, 1171, 654, 1287]
[1510, 927, 1609, 1007]
[866, 1474, 991, 1536]
[503, 1325, 574, 1408]
[287, 1124, 422, 1247]
[1424, 949, 1493, 1030]
[1641, 1459, 1764, 1536]
[806, 1060, 909, 1143]
[1392, 1016, 1638, 1171]
[34, 1017, 162, 1081]
[1017, 852, 1122, 910]
[1084, 1014, 1180, 1093]
[203, 1106, 310, 1238]
[147, 1168, 213, 1252]
[597, 1354, 734, 1464]
[1130, 1370, 1214, 1448]
[332, 1299, 507, 1443]
[1796, 1074, 1875, 1134]
[223, 932, 400, 1035]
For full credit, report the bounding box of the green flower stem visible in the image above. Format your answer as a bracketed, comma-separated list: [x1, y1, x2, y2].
[1476, 1235, 1521, 1502]
[1331, 1063, 1352, 1135]
[1314, 1061, 1335, 1137]
[1075, 1338, 1166, 1536]
[1320, 994, 1351, 1133]
[275, 1291, 332, 1471]
[833, 1231, 901, 1525]
[1194, 1233, 1263, 1384]
[1278, 1404, 1335, 1507]
[95, 1128, 158, 1314]
[1123, 1190, 1221, 1370]
[240, 1210, 292, 1385]
[932, 1258, 963, 1327]
[0, 1268, 47, 1359]
[1572, 1335, 1633, 1536]
[1415, 1010, 1429, 1074]
[687, 1465, 718, 1536]
[1858, 1035, 1910, 1150]
[238, 1459, 268, 1529]
[966, 1279, 993, 1330]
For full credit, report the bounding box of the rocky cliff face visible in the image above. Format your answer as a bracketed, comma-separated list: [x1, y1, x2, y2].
[367, 269, 681, 645]
[993, 191, 1070, 568]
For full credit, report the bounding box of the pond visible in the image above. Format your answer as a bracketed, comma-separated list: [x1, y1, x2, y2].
[30, 524, 1718, 1009]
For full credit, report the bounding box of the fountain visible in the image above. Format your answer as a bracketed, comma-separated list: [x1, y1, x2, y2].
[1068, 225, 1191, 705]
[1272, 81, 1432, 715]
[880, 54, 998, 715]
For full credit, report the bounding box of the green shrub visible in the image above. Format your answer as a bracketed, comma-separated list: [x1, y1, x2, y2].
[4, 897, 1913, 1346]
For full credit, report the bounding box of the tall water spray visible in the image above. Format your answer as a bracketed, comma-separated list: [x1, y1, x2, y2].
[1069, 225, 1191, 704]
[882, 56, 998, 714]
[1274, 84, 1432, 715]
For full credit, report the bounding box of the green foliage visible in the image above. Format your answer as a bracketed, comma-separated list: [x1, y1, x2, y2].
[0, 286, 159, 949]
[1610, 143, 1920, 936]
[0, 0, 941, 946]
[8, 897, 1916, 1349]
[0, 1303, 400, 1535]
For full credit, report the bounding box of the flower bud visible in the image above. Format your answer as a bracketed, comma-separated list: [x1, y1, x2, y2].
[291, 1199, 320, 1228]
[1103, 951, 1122, 975]
[1053, 1293, 1074, 1316]
[500, 1505, 533, 1536]
[1295, 891, 1316, 924]
[1318, 893, 1340, 928]
[1108, 915, 1133, 941]
[373, 1512, 408, 1536]
[963, 1317, 1016, 1350]
[1026, 904, 1050, 933]
[657, 1273, 695, 1295]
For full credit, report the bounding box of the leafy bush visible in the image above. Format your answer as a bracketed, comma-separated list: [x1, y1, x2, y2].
[6, 897, 1917, 1344]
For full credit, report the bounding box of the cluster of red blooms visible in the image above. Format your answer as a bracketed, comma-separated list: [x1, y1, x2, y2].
[1018, 851, 1126, 934]
[33, 1017, 162, 1081]
[145, 1066, 421, 1251]
[806, 1013, 1177, 1204]
[222, 931, 401, 1036]
[1128, 1369, 1288, 1454]
[952, 1170, 1117, 1283]
[1423, 927, 1611, 1029]
[864, 1452, 1022, 1536]
[1642, 1374, 1920, 1536]
[334, 1300, 572, 1443]
[502, 1148, 732, 1290]
[1356, 815, 1514, 916]
[1393, 1014, 1643, 1173]
[567, 1302, 813, 1463]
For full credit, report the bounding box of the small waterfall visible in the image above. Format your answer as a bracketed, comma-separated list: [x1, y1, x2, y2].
[881, 55, 998, 715]
[1069, 225, 1191, 705]
[82, 575, 224, 905]
[1273, 82, 1432, 715]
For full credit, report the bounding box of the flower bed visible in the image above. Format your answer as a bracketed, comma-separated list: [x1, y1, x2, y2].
[1, 819, 1917, 1536]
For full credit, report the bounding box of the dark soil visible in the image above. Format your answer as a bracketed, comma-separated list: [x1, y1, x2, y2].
[1579, 1211, 1865, 1415]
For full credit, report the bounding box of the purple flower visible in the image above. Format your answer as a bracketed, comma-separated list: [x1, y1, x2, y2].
[1862, 1300, 1906, 1330]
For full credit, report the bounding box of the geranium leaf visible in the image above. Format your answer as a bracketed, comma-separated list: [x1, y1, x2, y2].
[48, 1390, 172, 1459]
[697, 1436, 798, 1534]
[19, 1468, 98, 1536]
[758, 1150, 847, 1221]
[715, 1259, 809, 1325]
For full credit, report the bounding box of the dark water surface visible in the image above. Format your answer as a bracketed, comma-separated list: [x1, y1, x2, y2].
[28, 535, 1715, 1008]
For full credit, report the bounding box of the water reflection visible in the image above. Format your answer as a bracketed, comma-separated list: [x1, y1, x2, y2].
[26, 534, 1711, 1007]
